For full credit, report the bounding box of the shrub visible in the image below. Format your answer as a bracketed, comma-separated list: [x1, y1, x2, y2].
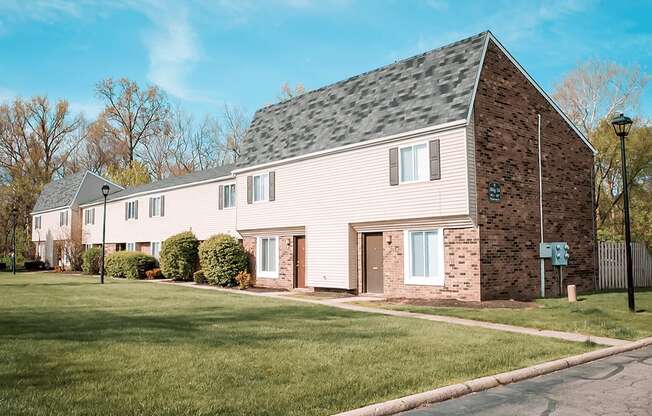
[105, 251, 158, 279]
[24, 260, 45, 271]
[82, 247, 102, 275]
[235, 271, 253, 289]
[193, 270, 207, 284]
[159, 231, 199, 281]
[199, 234, 248, 287]
[145, 268, 164, 280]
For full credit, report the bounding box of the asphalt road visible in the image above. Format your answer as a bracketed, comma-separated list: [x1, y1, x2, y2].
[400, 346, 652, 416]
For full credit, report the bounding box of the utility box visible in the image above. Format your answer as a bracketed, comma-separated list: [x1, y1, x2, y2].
[539, 242, 553, 259]
[551, 242, 570, 267]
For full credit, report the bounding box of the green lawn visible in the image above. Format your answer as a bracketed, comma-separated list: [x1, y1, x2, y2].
[356, 290, 652, 341]
[0, 273, 595, 416]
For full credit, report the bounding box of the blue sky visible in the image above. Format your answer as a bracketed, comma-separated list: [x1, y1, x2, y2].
[0, 0, 651, 121]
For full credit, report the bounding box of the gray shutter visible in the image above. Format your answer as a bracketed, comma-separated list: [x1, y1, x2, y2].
[389, 147, 399, 186]
[149, 198, 153, 218]
[218, 185, 224, 210]
[125, 202, 128, 220]
[429, 139, 441, 180]
[247, 176, 253, 204]
[134, 200, 139, 219]
[92, 208, 95, 224]
[269, 171, 275, 201]
[160, 195, 165, 217]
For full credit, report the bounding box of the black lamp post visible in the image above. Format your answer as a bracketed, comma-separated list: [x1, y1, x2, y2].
[11, 207, 17, 275]
[100, 184, 110, 284]
[611, 113, 635, 312]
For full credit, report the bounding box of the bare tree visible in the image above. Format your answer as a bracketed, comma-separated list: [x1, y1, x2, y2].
[278, 82, 305, 102]
[553, 60, 649, 136]
[220, 104, 247, 164]
[95, 78, 170, 166]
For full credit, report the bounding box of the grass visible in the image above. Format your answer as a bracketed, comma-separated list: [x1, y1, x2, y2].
[356, 290, 652, 341]
[0, 272, 596, 416]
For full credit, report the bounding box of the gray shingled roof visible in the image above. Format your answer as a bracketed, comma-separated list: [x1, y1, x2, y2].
[97, 164, 234, 203]
[33, 171, 87, 212]
[236, 32, 487, 169]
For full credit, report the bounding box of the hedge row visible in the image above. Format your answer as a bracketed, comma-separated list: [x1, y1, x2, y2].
[82, 247, 102, 275]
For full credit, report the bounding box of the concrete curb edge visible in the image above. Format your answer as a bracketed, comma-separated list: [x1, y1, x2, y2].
[332, 337, 652, 416]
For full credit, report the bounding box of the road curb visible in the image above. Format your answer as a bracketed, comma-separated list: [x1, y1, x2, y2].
[333, 337, 652, 416]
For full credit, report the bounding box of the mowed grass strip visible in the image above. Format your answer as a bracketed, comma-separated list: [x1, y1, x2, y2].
[0, 273, 594, 416]
[357, 290, 652, 341]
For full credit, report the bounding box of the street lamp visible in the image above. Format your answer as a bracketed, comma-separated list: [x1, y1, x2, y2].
[100, 184, 110, 285]
[11, 207, 17, 275]
[611, 113, 635, 312]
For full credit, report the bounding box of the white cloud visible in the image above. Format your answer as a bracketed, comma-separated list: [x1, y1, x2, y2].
[69, 99, 104, 118]
[0, 86, 16, 103]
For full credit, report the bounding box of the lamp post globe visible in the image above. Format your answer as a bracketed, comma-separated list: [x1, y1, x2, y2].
[100, 184, 110, 284]
[11, 207, 17, 275]
[611, 113, 635, 312]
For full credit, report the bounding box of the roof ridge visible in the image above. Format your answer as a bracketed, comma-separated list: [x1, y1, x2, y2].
[255, 31, 489, 114]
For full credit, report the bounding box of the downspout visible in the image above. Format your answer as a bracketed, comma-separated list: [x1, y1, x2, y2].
[537, 114, 545, 298]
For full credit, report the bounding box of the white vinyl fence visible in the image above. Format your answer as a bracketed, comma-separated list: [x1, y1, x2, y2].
[598, 241, 652, 290]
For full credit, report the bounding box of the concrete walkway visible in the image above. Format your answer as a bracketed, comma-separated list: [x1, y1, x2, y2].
[154, 281, 628, 346]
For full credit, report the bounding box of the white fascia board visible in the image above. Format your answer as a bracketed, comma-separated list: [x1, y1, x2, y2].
[481, 32, 596, 155]
[232, 119, 468, 174]
[30, 206, 71, 216]
[78, 174, 235, 208]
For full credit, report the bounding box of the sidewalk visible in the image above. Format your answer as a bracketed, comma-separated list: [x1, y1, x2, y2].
[154, 280, 628, 347]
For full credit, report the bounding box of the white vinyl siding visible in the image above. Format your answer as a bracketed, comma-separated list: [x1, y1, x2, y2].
[399, 143, 428, 183]
[404, 229, 444, 286]
[253, 173, 269, 202]
[126, 242, 136, 252]
[151, 242, 161, 258]
[236, 126, 469, 289]
[224, 184, 236, 208]
[256, 236, 278, 278]
[84, 208, 95, 225]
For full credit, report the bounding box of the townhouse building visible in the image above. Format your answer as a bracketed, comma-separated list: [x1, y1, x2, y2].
[32, 32, 596, 300]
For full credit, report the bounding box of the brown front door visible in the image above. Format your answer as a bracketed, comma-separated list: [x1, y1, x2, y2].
[294, 236, 306, 288]
[364, 233, 384, 294]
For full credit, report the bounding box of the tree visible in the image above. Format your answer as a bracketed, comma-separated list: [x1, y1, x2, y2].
[553, 60, 648, 136]
[554, 61, 652, 248]
[219, 104, 247, 164]
[95, 78, 170, 166]
[278, 82, 305, 102]
[106, 160, 151, 187]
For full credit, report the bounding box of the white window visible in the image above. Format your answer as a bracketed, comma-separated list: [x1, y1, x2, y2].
[404, 229, 444, 286]
[126, 242, 136, 252]
[256, 236, 278, 278]
[59, 211, 69, 226]
[253, 173, 269, 202]
[84, 208, 95, 225]
[127, 201, 137, 220]
[34, 216, 42, 229]
[152, 197, 161, 216]
[399, 143, 429, 183]
[223, 184, 236, 208]
[151, 242, 161, 259]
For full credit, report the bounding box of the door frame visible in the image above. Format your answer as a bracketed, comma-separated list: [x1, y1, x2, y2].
[362, 232, 384, 294]
[293, 235, 306, 289]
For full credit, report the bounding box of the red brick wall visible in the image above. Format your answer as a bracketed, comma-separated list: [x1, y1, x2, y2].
[473, 40, 595, 299]
[243, 236, 294, 289]
[356, 228, 481, 301]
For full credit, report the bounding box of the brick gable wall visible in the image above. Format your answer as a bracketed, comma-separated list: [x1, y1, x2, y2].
[473, 40, 595, 299]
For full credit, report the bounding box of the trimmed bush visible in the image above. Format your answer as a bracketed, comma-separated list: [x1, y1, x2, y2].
[82, 247, 102, 275]
[145, 268, 164, 280]
[235, 271, 253, 289]
[105, 251, 158, 279]
[199, 234, 248, 287]
[193, 270, 207, 284]
[24, 260, 45, 271]
[159, 231, 199, 281]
